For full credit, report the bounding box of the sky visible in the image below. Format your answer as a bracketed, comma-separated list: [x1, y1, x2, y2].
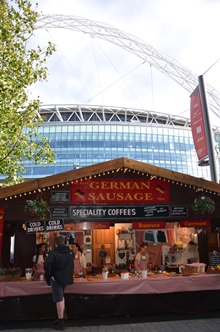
[29, 0, 220, 124]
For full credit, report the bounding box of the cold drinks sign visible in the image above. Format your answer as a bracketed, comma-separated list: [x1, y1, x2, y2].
[70, 178, 170, 204]
[25, 219, 64, 234]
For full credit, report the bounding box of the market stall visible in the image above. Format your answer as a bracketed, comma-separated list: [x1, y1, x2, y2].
[1, 158, 220, 321]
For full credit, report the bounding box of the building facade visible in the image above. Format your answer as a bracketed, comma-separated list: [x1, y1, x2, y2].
[22, 104, 215, 180]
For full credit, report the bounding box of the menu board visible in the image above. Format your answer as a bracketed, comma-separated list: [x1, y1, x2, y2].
[143, 205, 170, 217]
[209, 252, 220, 266]
[171, 206, 187, 216]
[52, 207, 69, 218]
[51, 191, 69, 202]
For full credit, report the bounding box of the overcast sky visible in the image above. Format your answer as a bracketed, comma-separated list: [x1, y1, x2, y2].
[29, 0, 220, 123]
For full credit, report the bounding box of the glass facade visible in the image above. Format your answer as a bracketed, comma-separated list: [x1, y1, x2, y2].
[21, 105, 214, 181]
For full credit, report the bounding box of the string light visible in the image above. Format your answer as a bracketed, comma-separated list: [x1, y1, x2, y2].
[1, 166, 220, 199]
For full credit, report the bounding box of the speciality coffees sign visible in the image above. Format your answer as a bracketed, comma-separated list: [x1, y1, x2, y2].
[70, 178, 170, 205]
[70, 205, 170, 220]
[26, 219, 64, 234]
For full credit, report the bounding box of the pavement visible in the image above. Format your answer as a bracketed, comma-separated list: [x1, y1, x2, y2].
[0, 310, 220, 332]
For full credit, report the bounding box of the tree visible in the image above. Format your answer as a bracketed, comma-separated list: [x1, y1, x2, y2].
[0, 0, 56, 186]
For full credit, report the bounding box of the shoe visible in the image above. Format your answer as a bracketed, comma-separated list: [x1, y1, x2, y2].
[53, 319, 59, 326]
[53, 319, 65, 331]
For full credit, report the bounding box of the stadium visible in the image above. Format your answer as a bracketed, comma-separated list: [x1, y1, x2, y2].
[23, 103, 216, 180]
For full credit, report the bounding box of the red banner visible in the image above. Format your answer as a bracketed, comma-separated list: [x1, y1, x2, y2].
[190, 86, 208, 161]
[64, 222, 110, 230]
[70, 178, 170, 205]
[0, 207, 5, 264]
[75, 222, 110, 230]
[179, 219, 210, 227]
[133, 221, 165, 229]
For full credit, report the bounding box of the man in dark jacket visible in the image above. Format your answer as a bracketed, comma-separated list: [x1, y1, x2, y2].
[44, 236, 74, 331]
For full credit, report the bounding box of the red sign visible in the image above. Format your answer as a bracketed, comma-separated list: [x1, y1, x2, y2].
[64, 222, 110, 230]
[179, 219, 210, 227]
[75, 222, 110, 230]
[70, 178, 170, 205]
[0, 207, 4, 263]
[190, 86, 208, 161]
[133, 221, 165, 229]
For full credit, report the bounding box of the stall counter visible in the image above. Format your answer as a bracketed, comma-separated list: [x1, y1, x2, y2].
[1, 273, 220, 320]
[1, 273, 220, 297]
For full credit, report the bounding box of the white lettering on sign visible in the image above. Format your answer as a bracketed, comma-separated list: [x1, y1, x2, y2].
[48, 220, 61, 225]
[45, 225, 63, 231]
[29, 222, 42, 227]
[44, 219, 64, 232]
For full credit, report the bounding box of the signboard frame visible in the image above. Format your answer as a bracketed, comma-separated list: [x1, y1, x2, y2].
[209, 252, 220, 267]
[51, 191, 69, 203]
[70, 205, 170, 220]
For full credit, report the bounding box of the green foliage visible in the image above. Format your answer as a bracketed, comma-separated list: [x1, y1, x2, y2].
[0, 0, 56, 186]
[24, 198, 50, 219]
[192, 195, 215, 215]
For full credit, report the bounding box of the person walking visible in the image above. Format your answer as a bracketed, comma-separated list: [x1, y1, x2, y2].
[44, 236, 74, 331]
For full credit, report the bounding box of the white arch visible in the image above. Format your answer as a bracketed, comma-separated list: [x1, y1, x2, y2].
[36, 14, 220, 119]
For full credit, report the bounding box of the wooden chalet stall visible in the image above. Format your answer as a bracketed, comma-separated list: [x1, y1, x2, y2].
[0, 157, 220, 320]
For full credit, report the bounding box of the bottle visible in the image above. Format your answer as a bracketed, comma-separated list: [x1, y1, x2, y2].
[79, 270, 83, 279]
[86, 263, 92, 275]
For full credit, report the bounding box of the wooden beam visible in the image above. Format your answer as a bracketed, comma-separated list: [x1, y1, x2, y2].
[0, 157, 219, 199]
